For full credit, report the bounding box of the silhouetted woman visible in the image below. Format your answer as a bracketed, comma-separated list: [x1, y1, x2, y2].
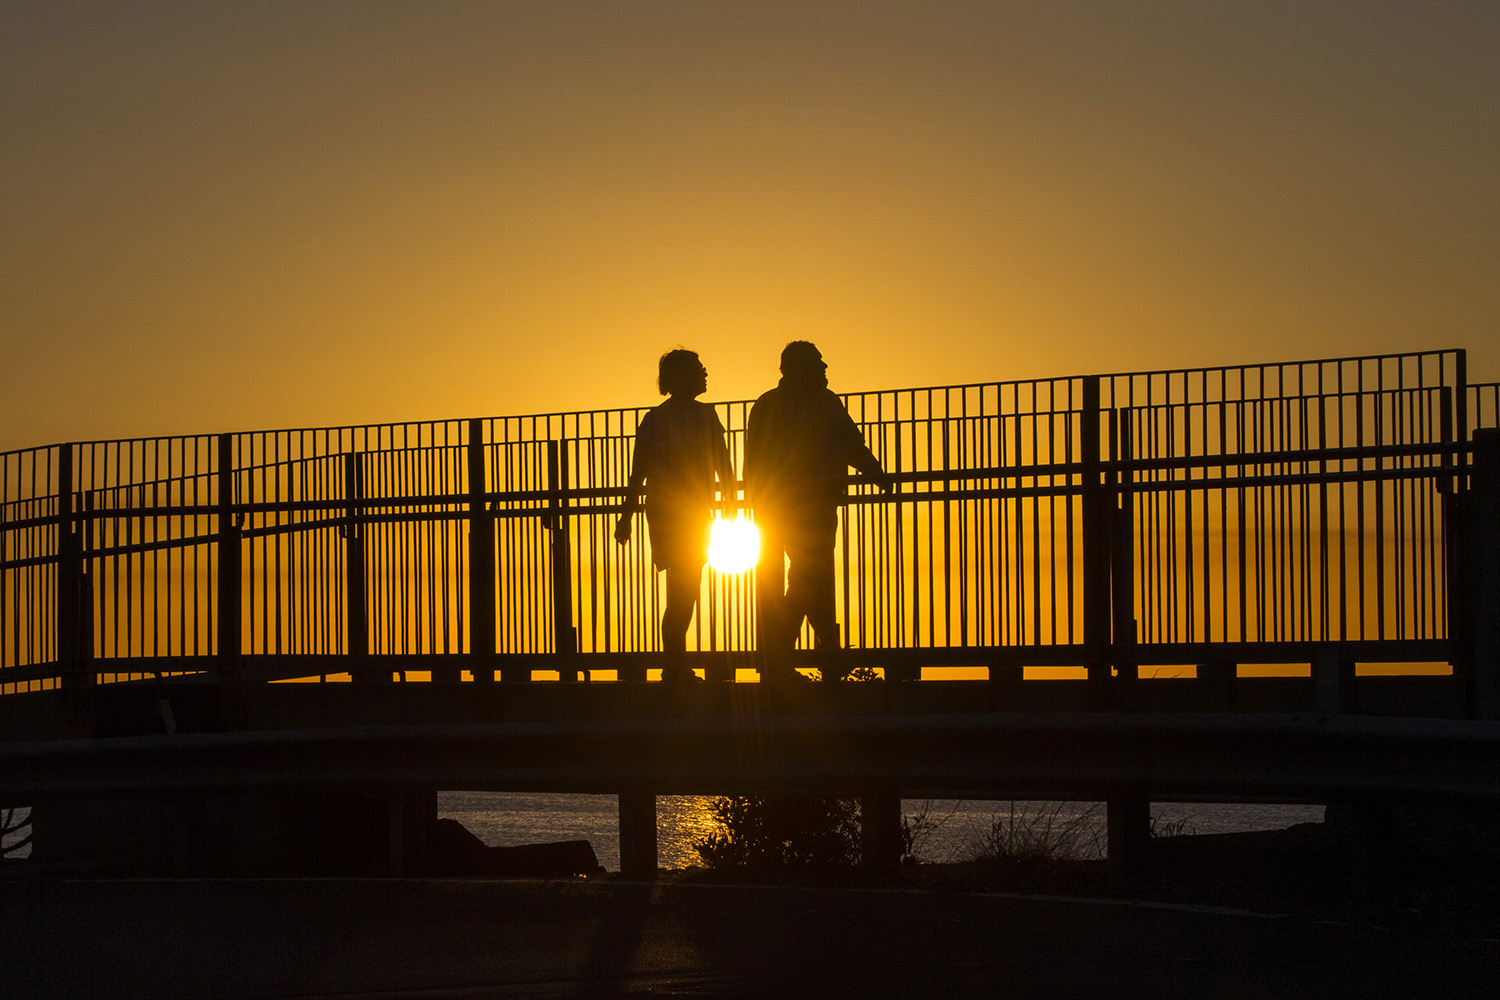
[615, 348, 734, 681]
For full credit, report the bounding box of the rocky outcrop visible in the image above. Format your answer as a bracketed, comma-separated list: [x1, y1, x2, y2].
[427, 817, 602, 877]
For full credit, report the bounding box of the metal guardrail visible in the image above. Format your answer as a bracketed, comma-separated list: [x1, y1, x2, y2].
[1, 349, 1493, 693]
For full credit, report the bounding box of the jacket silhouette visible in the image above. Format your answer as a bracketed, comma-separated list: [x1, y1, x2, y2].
[745, 341, 887, 667]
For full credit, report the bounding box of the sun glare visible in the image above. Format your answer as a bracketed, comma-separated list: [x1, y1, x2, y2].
[707, 516, 761, 574]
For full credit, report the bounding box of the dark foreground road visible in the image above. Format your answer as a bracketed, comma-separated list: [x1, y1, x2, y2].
[3, 877, 1495, 999]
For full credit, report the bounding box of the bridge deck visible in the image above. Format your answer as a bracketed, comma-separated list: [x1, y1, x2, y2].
[4, 672, 1492, 805]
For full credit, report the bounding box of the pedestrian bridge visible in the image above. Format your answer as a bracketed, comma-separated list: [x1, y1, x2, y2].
[3, 349, 1498, 875]
[3, 348, 1496, 694]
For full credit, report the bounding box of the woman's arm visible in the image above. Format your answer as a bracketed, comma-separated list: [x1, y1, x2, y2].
[615, 418, 652, 543]
[710, 410, 736, 510]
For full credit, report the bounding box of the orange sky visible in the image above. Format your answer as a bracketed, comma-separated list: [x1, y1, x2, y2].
[3, 1, 1496, 453]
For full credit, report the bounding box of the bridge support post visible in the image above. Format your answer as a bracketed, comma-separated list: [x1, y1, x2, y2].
[385, 787, 436, 877]
[859, 791, 902, 870]
[1326, 796, 1398, 898]
[386, 792, 406, 877]
[1106, 794, 1150, 886]
[618, 790, 657, 877]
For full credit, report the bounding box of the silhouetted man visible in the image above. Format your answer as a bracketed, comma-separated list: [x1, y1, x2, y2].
[745, 341, 889, 680]
[616, 348, 735, 682]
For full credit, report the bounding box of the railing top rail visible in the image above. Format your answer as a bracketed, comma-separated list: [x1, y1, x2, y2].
[1087, 347, 1464, 382]
[1, 350, 1476, 509]
[4, 348, 1472, 458]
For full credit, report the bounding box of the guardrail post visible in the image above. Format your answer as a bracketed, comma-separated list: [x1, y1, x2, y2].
[548, 440, 578, 681]
[464, 419, 494, 684]
[1467, 428, 1499, 719]
[216, 434, 241, 677]
[1081, 377, 1112, 708]
[344, 453, 372, 680]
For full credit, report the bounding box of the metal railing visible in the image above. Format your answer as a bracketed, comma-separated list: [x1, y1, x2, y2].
[2, 349, 1491, 692]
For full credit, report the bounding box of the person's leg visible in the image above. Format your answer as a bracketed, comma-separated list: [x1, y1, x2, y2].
[755, 520, 791, 653]
[660, 563, 701, 681]
[755, 519, 804, 683]
[785, 508, 839, 648]
[785, 508, 844, 681]
[805, 519, 840, 650]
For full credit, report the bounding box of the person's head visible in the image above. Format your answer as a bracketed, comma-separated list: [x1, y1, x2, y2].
[658, 348, 708, 398]
[780, 340, 827, 387]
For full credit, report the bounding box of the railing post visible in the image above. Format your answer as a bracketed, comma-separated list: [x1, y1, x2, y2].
[1080, 377, 1113, 707]
[1453, 350, 1468, 489]
[464, 419, 494, 684]
[1441, 386, 1456, 495]
[55, 444, 91, 692]
[1112, 407, 1138, 701]
[344, 453, 372, 680]
[548, 440, 577, 681]
[1466, 428, 1499, 719]
[0, 507, 7, 673]
[216, 434, 241, 676]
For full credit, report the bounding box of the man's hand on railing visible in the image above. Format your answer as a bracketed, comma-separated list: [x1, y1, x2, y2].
[614, 511, 634, 544]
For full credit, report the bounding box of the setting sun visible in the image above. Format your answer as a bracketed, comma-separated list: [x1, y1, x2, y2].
[707, 516, 761, 574]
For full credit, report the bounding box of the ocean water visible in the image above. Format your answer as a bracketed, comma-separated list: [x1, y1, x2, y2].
[0, 798, 1322, 870]
[437, 792, 1324, 872]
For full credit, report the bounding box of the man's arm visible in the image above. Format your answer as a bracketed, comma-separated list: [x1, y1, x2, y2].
[742, 399, 767, 505]
[830, 395, 892, 492]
